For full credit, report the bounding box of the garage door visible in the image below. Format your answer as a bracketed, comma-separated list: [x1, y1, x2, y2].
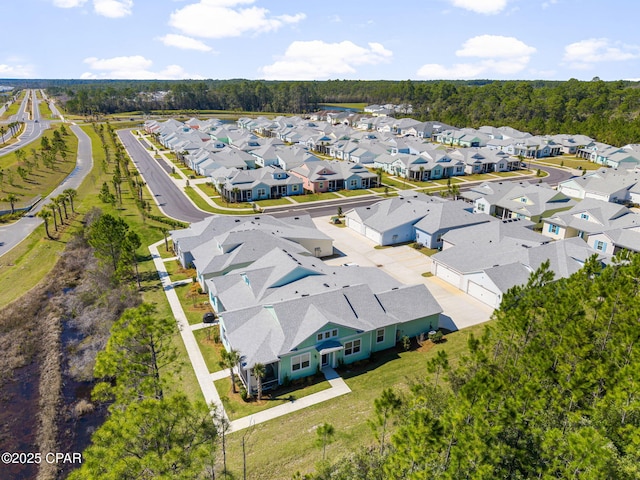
[347, 218, 364, 235]
[435, 263, 461, 288]
[467, 281, 499, 308]
[365, 226, 382, 245]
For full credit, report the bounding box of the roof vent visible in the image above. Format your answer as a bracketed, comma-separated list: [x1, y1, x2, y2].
[301, 293, 309, 297]
[235, 219, 240, 222]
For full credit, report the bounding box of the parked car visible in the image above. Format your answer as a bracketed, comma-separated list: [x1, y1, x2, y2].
[203, 312, 216, 323]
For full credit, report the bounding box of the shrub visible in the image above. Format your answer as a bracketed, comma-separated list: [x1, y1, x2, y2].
[402, 335, 411, 351]
[240, 386, 249, 402]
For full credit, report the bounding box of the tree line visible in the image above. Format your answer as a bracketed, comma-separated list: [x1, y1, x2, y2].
[38, 78, 640, 145]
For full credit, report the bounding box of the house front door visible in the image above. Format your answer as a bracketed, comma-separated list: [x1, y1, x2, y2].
[321, 354, 329, 367]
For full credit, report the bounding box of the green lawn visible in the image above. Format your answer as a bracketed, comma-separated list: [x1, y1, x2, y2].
[193, 328, 224, 373]
[172, 282, 212, 326]
[0, 125, 78, 209]
[164, 258, 195, 281]
[292, 192, 340, 203]
[194, 182, 219, 197]
[428, 177, 464, 186]
[222, 322, 491, 479]
[215, 375, 331, 420]
[534, 156, 601, 171]
[379, 175, 414, 190]
[39, 100, 53, 119]
[255, 197, 295, 207]
[339, 188, 373, 197]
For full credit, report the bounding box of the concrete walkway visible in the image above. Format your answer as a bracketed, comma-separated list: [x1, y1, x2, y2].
[149, 240, 229, 422]
[151, 240, 353, 431]
[228, 367, 351, 432]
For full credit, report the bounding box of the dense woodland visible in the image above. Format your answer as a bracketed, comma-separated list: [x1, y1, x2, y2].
[24, 78, 640, 146]
[301, 254, 640, 479]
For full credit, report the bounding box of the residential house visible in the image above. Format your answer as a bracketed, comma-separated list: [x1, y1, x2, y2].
[345, 193, 448, 245]
[432, 226, 599, 308]
[211, 165, 304, 202]
[289, 160, 378, 193]
[542, 198, 640, 243]
[171, 214, 333, 269]
[557, 168, 640, 203]
[463, 181, 575, 224]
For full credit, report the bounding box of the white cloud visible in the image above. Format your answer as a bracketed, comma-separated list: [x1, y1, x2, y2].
[52, 0, 88, 7]
[260, 40, 392, 80]
[81, 55, 203, 79]
[456, 35, 536, 58]
[51, 0, 132, 17]
[93, 0, 133, 18]
[449, 0, 508, 14]
[0, 63, 36, 78]
[417, 63, 485, 79]
[542, 0, 557, 9]
[169, 0, 305, 39]
[157, 34, 213, 52]
[417, 35, 536, 79]
[563, 38, 640, 69]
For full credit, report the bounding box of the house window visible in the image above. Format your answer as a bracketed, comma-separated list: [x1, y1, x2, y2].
[350, 179, 358, 187]
[317, 329, 338, 342]
[595, 240, 606, 251]
[376, 328, 385, 343]
[580, 213, 590, 220]
[292, 185, 299, 192]
[257, 188, 266, 197]
[477, 203, 485, 212]
[548, 224, 559, 234]
[291, 353, 310, 372]
[344, 339, 361, 356]
[520, 197, 527, 203]
[319, 182, 324, 189]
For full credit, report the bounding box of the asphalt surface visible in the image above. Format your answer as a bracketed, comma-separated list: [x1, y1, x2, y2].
[0, 90, 50, 156]
[117, 129, 210, 223]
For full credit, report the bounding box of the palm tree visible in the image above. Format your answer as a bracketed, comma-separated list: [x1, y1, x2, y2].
[51, 197, 63, 226]
[219, 349, 241, 394]
[56, 194, 68, 219]
[63, 188, 77, 213]
[232, 187, 240, 204]
[0, 126, 6, 146]
[3, 193, 19, 214]
[253, 363, 266, 401]
[48, 203, 58, 231]
[38, 210, 53, 239]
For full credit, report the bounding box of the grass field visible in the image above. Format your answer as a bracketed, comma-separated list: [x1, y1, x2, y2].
[193, 328, 224, 373]
[292, 192, 340, 203]
[0, 125, 79, 210]
[255, 197, 295, 207]
[215, 376, 332, 421]
[534, 156, 601, 171]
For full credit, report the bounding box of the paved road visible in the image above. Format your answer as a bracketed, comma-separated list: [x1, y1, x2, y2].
[118, 129, 210, 223]
[0, 90, 50, 156]
[0, 125, 93, 258]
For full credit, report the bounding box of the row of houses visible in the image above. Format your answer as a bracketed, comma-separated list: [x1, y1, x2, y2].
[343, 180, 640, 308]
[170, 214, 442, 393]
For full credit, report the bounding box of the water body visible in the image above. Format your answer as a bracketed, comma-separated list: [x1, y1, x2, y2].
[318, 104, 361, 112]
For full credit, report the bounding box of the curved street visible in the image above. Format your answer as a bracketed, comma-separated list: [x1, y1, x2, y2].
[0, 124, 93, 257]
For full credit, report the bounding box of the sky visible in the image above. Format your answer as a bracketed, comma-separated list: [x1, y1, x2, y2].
[1, 0, 639, 81]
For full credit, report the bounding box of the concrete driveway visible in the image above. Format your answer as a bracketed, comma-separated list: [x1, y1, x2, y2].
[313, 216, 494, 331]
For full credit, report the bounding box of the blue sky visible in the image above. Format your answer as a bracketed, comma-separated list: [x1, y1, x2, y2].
[1, 0, 639, 81]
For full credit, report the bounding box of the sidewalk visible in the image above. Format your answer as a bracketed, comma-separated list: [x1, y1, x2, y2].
[228, 367, 351, 432]
[149, 240, 229, 422]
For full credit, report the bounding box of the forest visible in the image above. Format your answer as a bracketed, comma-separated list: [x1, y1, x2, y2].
[301, 253, 640, 479]
[27, 77, 640, 146]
